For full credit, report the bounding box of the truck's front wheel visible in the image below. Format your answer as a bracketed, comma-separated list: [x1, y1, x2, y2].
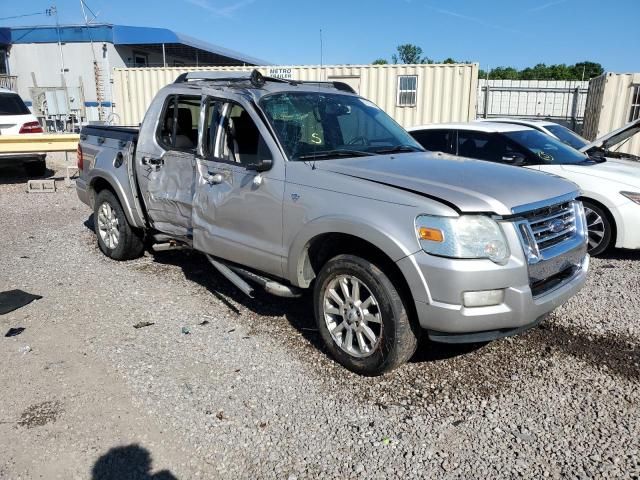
[314, 254, 418, 376]
[94, 189, 144, 260]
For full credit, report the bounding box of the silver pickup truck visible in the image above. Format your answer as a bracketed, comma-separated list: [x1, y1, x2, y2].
[76, 70, 589, 375]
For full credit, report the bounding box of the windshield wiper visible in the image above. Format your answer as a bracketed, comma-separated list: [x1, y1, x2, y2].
[297, 149, 374, 160]
[373, 145, 423, 154]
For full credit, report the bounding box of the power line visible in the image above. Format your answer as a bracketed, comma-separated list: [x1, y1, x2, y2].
[0, 11, 47, 22]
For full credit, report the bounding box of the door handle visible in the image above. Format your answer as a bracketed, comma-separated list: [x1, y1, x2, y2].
[206, 173, 223, 185]
[142, 157, 164, 166]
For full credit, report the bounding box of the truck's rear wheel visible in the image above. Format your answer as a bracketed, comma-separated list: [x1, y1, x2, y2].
[313, 254, 418, 376]
[94, 189, 144, 260]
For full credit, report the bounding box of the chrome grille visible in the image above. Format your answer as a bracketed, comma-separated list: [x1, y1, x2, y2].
[521, 201, 577, 252]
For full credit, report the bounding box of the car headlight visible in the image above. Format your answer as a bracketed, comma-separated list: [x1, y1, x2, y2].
[416, 215, 510, 264]
[621, 191, 640, 204]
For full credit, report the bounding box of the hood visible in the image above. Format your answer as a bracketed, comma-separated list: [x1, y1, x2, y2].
[314, 152, 579, 216]
[560, 158, 640, 189]
[580, 118, 640, 153]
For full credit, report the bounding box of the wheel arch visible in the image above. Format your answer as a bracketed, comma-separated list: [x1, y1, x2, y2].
[287, 217, 419, 288]
[302, 232, 419, 328]
[88, 171, 142, 227]
[578, 195, 618, 247]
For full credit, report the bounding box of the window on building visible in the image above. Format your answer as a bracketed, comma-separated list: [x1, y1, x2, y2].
[629, 85, 640, 122]
[133, 52, 148, 67]
[0, 48, 7, 75]
[397, 75, 418, 106]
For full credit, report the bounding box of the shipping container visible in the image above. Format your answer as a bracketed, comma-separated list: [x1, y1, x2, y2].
[112, 63, 479, 127]
[583, 72, 640, 157]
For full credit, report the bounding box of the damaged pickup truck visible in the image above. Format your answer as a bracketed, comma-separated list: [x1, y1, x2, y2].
[76, 70, 589, 375]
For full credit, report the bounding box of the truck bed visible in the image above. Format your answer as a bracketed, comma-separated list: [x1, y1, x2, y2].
[81, 125, 139, 143]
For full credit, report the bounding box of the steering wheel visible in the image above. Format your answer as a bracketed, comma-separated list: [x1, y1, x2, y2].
[347, 136, 370, 146]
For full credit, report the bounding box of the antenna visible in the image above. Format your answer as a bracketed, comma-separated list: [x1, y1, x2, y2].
[80, 0, 105, 121]
[319, 28, 323, 80]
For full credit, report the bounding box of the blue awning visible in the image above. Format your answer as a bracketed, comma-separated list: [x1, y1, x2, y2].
[6, 24, 269, 65]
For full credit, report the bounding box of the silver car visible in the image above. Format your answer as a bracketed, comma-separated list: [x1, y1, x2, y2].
[76, 71, 589, 375]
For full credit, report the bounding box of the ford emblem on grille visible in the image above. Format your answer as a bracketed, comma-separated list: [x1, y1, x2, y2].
[548, 219, 565, 234]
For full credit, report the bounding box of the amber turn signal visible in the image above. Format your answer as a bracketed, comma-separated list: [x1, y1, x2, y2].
[418, 227, 444, 242]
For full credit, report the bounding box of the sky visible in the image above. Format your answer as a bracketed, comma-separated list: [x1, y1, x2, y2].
[1, 0, 639, 71]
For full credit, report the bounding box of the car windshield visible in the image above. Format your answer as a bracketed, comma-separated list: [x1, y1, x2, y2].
[259, 92, 424, 161]
[503, 129, 589, 165]
[544, 124, 589, 150]
[0, 93, 31, 115]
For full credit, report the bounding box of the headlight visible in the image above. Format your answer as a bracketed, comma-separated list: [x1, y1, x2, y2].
[621, 191, 640, 204]
[416, 215, 510, 264]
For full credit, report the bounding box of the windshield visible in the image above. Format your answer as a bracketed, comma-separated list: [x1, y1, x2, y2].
[503, 129, 589, 165]
[545, 124, 589, 150]
[259, 92, 424, 160]
[0, 93, 30, 115]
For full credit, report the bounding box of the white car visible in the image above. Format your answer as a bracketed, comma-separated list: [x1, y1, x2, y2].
[0, 88, 47, 176]
[408, 122, 640, 255]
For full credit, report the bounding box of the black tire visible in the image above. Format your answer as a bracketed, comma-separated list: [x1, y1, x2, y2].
[24, 159, 46, 177]
[582, 200, 613, 256]
[94, 189, 144, 260]
[313, 254, 419, 376]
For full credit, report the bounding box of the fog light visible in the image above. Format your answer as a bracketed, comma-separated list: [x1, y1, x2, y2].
[463, 289, 505, 307]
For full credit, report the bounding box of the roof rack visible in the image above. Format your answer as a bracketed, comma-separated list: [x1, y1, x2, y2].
[174, 69, 356, 94]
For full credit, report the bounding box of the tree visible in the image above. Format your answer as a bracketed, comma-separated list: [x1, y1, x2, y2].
[372, 58, 388, 65]
[481, 61, 603, 80]
[392, 44, 426, 64]
[442, 57, 457, 64]
[572, 61, 604, 80]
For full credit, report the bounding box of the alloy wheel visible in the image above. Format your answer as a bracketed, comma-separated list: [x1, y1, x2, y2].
[584, 206, 606, 251]
[97, 202, 120, 249]
[322, 275, 382, 358]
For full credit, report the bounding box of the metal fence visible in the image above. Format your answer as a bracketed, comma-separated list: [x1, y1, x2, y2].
[0, 75, 18, 91]
[477, 80, 589, 132]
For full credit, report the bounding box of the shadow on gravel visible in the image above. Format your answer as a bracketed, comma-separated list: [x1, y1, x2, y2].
[150, 249, 316, 336]
[84, 213, 95, 232]
[148, 249, 488, 370]
[0, 164, 55, 185]
[91, 444, 177, 480]
[528, 323, 639, 381]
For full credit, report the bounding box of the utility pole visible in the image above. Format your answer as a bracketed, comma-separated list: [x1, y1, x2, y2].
[80, 0, 105, 121]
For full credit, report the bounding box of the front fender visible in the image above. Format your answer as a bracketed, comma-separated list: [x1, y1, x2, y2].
[286, 214, 421, 287]
[88, 169, 145, 228]
[578, 190, 625, 247]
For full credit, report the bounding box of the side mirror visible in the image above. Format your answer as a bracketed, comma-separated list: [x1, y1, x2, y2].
[502, 153, 526, 165]
[247, 158, 273, 172]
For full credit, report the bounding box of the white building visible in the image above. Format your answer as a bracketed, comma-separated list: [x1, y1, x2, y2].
[0, 24, 267, 126]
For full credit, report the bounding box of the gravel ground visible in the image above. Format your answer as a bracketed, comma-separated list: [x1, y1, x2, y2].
[0, 159, 639, 479]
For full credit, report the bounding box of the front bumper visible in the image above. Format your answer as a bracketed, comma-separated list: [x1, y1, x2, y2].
[397, 248, 589, 341]
[614, 200, 640, 249]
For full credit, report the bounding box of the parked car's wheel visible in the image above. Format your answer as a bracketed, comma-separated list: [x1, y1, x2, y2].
[24, 158, 46, 177]
[313, 254, 418, 376]
[94, 189, 144, 260]
[582, 200, 613, 256]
